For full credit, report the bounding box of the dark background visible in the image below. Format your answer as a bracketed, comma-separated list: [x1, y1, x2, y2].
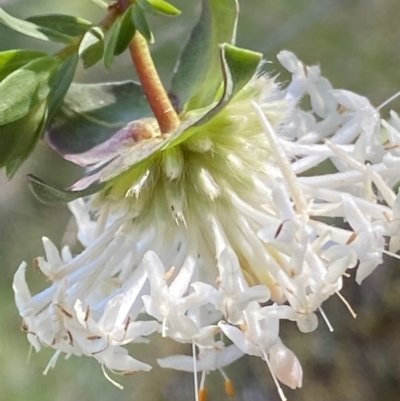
[0, 1, 399, 400]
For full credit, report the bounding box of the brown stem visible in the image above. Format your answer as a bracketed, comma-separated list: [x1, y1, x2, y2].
[129, 32, 180, 134]
[98, 7, 120, 31]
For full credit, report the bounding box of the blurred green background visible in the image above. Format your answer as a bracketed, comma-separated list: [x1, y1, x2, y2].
[1, 1, 400, 400]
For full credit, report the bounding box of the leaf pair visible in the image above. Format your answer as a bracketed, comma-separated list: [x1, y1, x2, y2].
[80, 0, 181, 71]
[101, 0, 180, 71]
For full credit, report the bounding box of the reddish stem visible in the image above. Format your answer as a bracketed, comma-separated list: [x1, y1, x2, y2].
[129, 32, 180, 134]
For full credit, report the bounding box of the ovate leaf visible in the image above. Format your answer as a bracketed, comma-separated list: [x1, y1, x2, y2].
[47, 81, 153, 157]
[0, 56, 60, 125]
[27, 174, 105, 204]
[170, 0, 238, 112]
[47, 54, 79, 121]
[0, 8, 80, 44]
[0, 49, 47, 82]
[137, 0, 181, 16]
[27, 14, 93, 39]
[0, 99, 47, 178]
[79, 27, 104, 68]
[132, 5, 154, 43]
[103, 18, 120, 70]
[197, 44, 263, 122]
[165, 44, 262, 147]
[114, 7, 136, 56]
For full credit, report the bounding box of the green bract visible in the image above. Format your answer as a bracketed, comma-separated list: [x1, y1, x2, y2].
[170, 0, 239, 111]
[28, 0, 262, 203]
[32, 41, 261, 203]
[0, 0, 262, 192]
[47, 81, 152, 157]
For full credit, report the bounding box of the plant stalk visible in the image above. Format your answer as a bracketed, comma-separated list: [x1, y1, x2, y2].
[129, 32, 180, 134]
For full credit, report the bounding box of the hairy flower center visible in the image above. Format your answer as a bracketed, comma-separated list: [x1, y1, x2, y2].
[93, 77, 288, 297]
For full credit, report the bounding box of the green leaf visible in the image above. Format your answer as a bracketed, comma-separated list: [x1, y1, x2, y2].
[0, 49, 47, 82]
[47, 81, 153, 157]
[137, 0, 181, 16]
[0, 8, 80, 44]
[79, 27, 104, 69]
[165, 44, 262, 147]
[47, 54, 79, 121]
[103, 19, 120, 70]
[170, 0, 238, 112]
[0, 56, 60, 126]
[201, 44, 263, 120]
[114, 7, 136, 56]
[132, 4, 154, 43]
[0, 99, 47, 178]
[0, 55, 77, 178]
[27, 14, 93, 39]
[27, 174, 105, 204]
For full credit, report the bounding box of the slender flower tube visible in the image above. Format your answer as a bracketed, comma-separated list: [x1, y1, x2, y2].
[13, 51, 400, 398]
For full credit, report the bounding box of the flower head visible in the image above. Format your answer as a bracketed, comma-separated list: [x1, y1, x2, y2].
[14, 51, 400, 400]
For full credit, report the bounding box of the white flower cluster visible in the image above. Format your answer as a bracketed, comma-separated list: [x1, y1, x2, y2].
[13, 51, 400, 400]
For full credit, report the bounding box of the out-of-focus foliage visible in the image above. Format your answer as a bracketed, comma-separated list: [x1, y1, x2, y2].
[1, 1, 399, 400]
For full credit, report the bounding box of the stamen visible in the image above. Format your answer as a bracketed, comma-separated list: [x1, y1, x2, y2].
[162, 317, 168, 337]
[26, 344, 33, 364]
[55, 304, 73, 319]
[43, 350, 61, 375]
[101, 364, 124, 390]
[198, 388, 208, 401]
[253, 101, 308, 219]
[95, 202, 111, 238]
[199, 168, 220, 200]
[126, 169, 150, 198]
[346, 232, 357, 245]
[325, 141, 396, 207]
[192, 342, 199, 401]
[262, 350, 287, 401]
[336, 291, 357, 318]
[199, 371, 207, 401]
[377, 90, 400, 110]
[164, 266, 176, 280]
[219, 369, 235, 398]
[380, 248, 400, 260]
[318, 307, 334, 332]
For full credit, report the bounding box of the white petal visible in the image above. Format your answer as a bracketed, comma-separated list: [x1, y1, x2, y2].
[269, 339, 303, 389]
[12, 262, 32, 315]
[95, 347, 152, 372]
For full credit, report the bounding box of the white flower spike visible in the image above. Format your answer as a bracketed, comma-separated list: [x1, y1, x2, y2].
[14, 51, 400, 400]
